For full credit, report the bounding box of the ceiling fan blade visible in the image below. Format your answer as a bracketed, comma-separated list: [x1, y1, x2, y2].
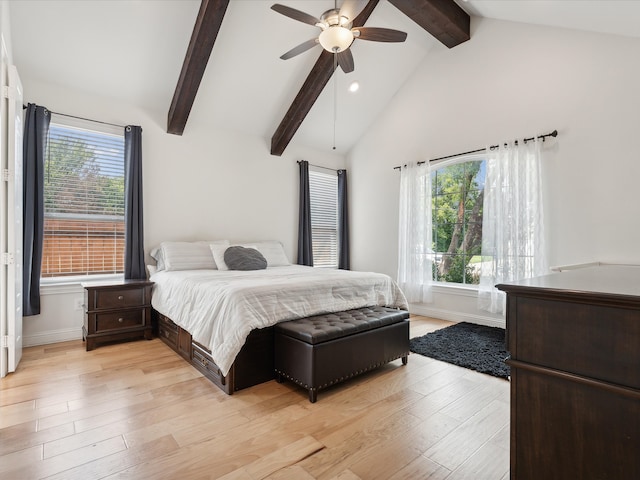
[271, 4, 320, 27]
[280, 38, 319, 60]
[337, 49, 354, 73]
[353, 27, 408, 42]
[339, 0, 367, 25]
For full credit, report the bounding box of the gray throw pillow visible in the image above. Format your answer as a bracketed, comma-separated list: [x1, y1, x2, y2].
[224, 246, 267, 271]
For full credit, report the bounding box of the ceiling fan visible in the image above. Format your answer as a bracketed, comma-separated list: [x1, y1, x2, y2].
[271, 0, 407, 73]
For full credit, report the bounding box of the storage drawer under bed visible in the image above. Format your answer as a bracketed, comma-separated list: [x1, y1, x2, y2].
[158, 314, 191, 361]
[192, 342, 227, 387]
[158, 314, 179, 349]
[152, 309, 275, 395]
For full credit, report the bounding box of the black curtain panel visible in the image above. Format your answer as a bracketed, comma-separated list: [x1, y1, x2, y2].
[297, 160, 313, 266]
[124, 126, 146, 279]
[337, 169, 350, 270]
[22, 104, 50, 316]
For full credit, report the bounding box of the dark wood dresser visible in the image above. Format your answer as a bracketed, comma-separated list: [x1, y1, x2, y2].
[497, 265, 640, 480]
[83, 279, 154, 351]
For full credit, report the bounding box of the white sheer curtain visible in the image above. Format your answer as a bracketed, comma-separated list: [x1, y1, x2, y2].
[398, 161, 433, 303]
[478, 138, 547, 314]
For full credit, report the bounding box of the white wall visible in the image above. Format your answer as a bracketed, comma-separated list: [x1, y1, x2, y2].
[348, 17, 640, 327]
[20, 79, 345, 345]
[19, 15, 640, 342]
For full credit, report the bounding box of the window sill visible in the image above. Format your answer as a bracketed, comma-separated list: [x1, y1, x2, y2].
[431, 282, 479, 298]
[41, 274, 124, 295]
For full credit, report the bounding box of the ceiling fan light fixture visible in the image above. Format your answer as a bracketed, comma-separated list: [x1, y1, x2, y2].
[272, 3, 407, 68]
[319, 25, 354, 53]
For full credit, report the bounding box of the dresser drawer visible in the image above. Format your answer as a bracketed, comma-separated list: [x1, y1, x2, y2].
[94, 309, 145, 333]
[88, 287, 146, 310]
[512, 296, 640, 389]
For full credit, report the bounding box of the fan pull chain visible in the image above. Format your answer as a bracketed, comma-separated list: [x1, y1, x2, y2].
[333, 53, 337, 150]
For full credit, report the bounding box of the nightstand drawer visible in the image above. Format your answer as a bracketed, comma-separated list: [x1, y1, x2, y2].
[94, 309, 145, 333]
[90, 288, 146, 310]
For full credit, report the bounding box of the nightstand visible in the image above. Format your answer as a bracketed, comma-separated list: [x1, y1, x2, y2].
[82, 279, 154, 351]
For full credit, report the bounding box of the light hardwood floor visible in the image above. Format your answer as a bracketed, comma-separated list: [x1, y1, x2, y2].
[0, 316, 510, 479]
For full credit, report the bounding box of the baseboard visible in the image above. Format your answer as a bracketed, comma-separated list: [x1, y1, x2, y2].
[409, 304, 505, 329]
[22, 309, 503, 346]
[24, 327, 83, 347]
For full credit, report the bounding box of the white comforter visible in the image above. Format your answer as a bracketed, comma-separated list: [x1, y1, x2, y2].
[150, 265, 408, 376]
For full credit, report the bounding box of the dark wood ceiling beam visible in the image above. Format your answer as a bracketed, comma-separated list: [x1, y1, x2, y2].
[388, 0, 469, 48]
[270, 0, 380, 156]
[167, 0, 230, 135]
[270, 51, 334, 157]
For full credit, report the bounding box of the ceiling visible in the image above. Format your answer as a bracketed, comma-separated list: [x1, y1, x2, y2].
[9, 0, 640, 156]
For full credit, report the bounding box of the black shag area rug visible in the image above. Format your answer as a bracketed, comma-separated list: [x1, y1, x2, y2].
[410, 322, 510, 379]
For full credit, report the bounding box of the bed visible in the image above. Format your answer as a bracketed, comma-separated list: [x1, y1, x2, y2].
[148, 240, 408, 394]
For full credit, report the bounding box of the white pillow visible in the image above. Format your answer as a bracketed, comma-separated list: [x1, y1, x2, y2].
[251, 241, 290, 267]
[211, 241, 290, 270]
[146, 264, 157, 277]
[161, 240, 228, 271]
[149, 246, 165, 270]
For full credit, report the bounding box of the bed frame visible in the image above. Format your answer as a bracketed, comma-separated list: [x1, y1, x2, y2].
[155, 306, 410, 397]
[156, 310, 275, 394]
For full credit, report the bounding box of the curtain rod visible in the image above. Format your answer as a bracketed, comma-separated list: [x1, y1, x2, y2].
[297, 160, 338, 172]
[50, 110, 128, 129]
[393, 130, 558, 170]
[23, 104, 127, 129]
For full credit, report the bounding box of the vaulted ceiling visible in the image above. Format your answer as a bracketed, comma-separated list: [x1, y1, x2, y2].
[164, 0, 472, 156]
[268, 0, 470, 156]
[9, 1, 640, 156]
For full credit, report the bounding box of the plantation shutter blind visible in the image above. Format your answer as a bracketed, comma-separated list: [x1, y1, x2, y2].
[42, 120, 125, 277]
[309, 169, 338, 268]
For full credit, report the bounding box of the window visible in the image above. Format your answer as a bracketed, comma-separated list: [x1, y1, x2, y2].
[309, 168, 338, 268]
[42, 117, 125, 279]
[431, 157, 486, 285]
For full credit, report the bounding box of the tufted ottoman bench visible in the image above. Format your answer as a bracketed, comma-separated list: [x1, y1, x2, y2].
[274, 306, 410, 402]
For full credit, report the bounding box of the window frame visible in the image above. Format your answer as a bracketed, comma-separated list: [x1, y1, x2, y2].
[41, 115, 125, 285]
[308, 166, 339, 269]
[430, 152, 486, 287]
